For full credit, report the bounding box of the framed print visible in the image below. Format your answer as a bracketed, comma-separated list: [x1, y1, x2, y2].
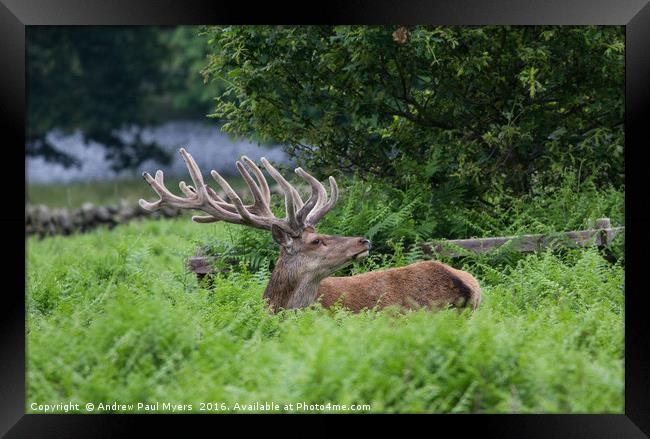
[2, 0, 649, 436]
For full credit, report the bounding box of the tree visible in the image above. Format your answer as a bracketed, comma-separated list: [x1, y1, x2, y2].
[201, 25, 624, 200]
[27, 27, 170, 169]
[161, 26, 226, 119]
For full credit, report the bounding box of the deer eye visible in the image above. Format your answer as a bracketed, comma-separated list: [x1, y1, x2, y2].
[311, 239, 321, 245]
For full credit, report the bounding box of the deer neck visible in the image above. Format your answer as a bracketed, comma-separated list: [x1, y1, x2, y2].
[263, 251, 322, 311]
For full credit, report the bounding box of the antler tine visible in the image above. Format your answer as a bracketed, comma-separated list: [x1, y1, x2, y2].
[178, 180, 195, 197]
[210, 169, 259, 223]
[236, 159, 273, 216]
[139, 148, 246, 225]
[254, 156, 303, 211]
[204, 186, 239, 214]
[294, 167, 328, 224]
[241, 156, 271, 205]
[177, 182, 225, 221]
[178, 148, 209, 203]
[209, 168, 297, 235]
[141, 149, 323, 236]
[180, 148, 264, 222]
[290, 186, 305, 211]
[204, 185, 234, 209]
[139, 169, 199, 211]
[305, 176, 339, 227]
[260, 157, 302, 232]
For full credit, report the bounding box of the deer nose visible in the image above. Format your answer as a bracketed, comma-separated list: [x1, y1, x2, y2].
[360, 238, 371, 249]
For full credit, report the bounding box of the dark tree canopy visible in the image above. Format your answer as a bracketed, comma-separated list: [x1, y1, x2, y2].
[26, 26, 224, 170]
[202, 25, 624, 198]
[27, 27, 169, 169]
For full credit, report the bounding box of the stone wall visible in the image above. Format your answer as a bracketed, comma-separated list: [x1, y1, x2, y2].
[25, 201, 185, 237]
[26, 184, 312, 237]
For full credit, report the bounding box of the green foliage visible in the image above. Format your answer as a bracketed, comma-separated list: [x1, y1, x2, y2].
[438, 169, 625, 239]
[202, 25, 624, 199]
[26, 26, 225, 168]
[203, 169, 623, 276]
[27, 216, 623, 413]
[158, 27, 227, 118]
[27, 170, 624, 413]
[25, 25, 626, 413]
[27, 27, 170, 169]
[201, 224, 277, 273]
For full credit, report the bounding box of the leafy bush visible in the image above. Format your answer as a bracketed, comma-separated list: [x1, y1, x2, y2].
[201, 25, 623, 199]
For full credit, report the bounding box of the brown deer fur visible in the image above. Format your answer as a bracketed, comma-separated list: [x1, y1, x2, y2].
[262, 227, 481, 313]
[316, 260, 481, 312]
[140, 149, 482, 314]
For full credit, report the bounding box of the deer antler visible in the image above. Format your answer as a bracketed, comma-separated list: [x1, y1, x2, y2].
[139, 148, 338, 236]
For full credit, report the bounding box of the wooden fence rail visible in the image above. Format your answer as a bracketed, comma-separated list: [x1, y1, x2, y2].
[187, 217, 624, 278]
[422, 218, 623, 258]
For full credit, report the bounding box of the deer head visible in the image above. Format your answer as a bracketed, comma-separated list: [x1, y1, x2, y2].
[139, 148, 370, 311]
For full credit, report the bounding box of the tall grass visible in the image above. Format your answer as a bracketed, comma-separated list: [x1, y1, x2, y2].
[27, 174, 624, 413]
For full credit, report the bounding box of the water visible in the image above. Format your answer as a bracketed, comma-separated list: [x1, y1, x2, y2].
[26, 120, 291, 184]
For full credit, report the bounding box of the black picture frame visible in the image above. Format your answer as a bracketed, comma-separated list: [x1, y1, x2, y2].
[3, 0, 649, 436]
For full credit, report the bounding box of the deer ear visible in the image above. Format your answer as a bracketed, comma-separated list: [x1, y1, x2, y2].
[271, 224, 293, 247]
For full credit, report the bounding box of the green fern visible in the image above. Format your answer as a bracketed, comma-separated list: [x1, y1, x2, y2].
[198, 169, 624, 274]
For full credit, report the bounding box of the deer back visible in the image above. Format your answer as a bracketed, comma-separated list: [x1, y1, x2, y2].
[315, 260, 481, 313]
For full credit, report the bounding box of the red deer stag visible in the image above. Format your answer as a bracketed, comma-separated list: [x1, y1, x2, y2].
[140, 149, 481, 313]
